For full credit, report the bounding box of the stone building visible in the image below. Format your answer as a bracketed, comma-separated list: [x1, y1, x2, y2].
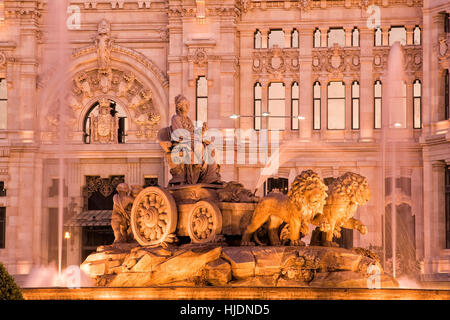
[0, 0, 448, 283]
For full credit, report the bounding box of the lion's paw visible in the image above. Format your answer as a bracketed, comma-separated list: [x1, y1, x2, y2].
[241, 241, 255, 246]
[319, 222, 331, 232]
[358, 225, 368, 235]
[290, 239, 306, 247]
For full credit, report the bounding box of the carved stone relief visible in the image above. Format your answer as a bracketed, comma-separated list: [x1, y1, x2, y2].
[44, 19, 165, 141]
[252, 46, 299, 77]
[312, 45, 360, 78]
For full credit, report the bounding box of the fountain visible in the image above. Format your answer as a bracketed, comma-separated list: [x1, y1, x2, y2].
[73, 94, 398, 289]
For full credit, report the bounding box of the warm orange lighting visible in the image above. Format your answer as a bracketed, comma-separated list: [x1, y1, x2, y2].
[196, 0, 206, 24]
[64, 231, 71, 240]
[0, 0, 4, 23]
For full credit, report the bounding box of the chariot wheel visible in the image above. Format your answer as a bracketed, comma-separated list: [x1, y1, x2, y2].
[130, 187, 178, 246]
[187, 200, 222, 243]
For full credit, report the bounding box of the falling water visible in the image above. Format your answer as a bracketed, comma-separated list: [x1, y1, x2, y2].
[42, 0, 71, 279]
[384, 41, 407, 279]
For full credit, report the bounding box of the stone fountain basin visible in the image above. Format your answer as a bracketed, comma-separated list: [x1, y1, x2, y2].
[81, 243, 398, 288]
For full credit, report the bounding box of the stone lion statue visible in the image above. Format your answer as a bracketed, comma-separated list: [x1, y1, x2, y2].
[241, 170, 329, 246]
[311, 172, 371, 247]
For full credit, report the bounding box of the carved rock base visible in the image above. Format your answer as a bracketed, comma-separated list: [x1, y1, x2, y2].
[81, 244, 398, 288]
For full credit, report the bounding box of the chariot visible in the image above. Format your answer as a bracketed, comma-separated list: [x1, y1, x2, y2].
[129, 183, 258, 246]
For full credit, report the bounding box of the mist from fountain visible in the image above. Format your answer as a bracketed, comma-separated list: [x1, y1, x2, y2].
[40, 0, 71, 280]
[383, 41, 407, 280]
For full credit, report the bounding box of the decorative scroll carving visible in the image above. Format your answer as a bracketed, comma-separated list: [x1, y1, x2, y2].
[252, 46, 299, 76]
[312, 45, 360, 77]
[437, 36, 450, 70]
[85, 175, 125, 198]
[0, 52, 6, 68]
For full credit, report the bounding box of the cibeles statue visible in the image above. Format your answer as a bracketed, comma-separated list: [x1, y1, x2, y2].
[90, 98, 118, 143]
[111, 183, 143, 243]
[158, 94, 221, 185]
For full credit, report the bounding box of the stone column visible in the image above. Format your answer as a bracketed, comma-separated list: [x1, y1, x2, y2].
[284, 29, 291, 48]
[344, 79, 352, 137]
[320, 27, 328, 48]
[261, 29, 268, 49]
[299, 28, 313, 141]
[430, 162, 446, 272]
[285, 80, 292, 131]
[127, 158, 141, 186]
[382, 27, 389, 46]
[359, 27, 374, 141]
[345, 27, 352, 47]
[406, 25, 415, 46]
[261, 79, 268, 130]
[320, 76, 327, 132]
[406, 80, 414, 137]
[239, 30, 254, 131]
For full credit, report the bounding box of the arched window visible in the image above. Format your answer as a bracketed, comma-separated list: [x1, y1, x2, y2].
[352, 81, 360, 130]
[313, 81, 321, 130]
[291, 29, 299, 48]
[374, 80, 382, 129]
[196, 76, 208, 124]
[413, 80, 422, 129]
[352, 27, 360, 47]
[413, 26, 421, 45]
[83, 99, 128, 144]
[254, 82, 262, 130]
[389, 26, 407, 46]
[327, 28, 345, 47]
[0, 78, 6, 130]
[268, 82, 285, 130]
[254, 29, 262, 49]
[374, 27, 382, 46]
[268, 29, 285, 48]
[291, 82, 299, 130]
[313, 28, 321, 48]
[327, 81, 345, 130]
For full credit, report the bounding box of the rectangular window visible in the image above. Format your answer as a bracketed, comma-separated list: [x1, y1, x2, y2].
[352, 28, 360, 47]
[254, 83, 262, 130]
[374, 27, 382, 46]
[352, 81, 360, 130]
[389, 26, 407, 46]
[268, 82, 285, 130]
[0, 181, 5, 197]
[374, 81, 382, 129]
[254, 30, 262, 49]
[313, 82, 321, 130]
[0, 207, 5, 249]
[291, 29, 299, 48]
[143, 176, 159, 187]
[327, 28, 345, 47]
[313, 29, 321, 48]
[291, 82, 299, 130]
[413, 80, 422, 129]
[0, 78, 7, 130]
[196, 76, 208, 124]
[268, 29, 285, 48]
[327, 81, 345, 130]
[446, 166, 450, 249]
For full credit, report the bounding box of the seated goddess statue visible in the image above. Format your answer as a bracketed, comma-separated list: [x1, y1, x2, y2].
[157, 94, 221, 185]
